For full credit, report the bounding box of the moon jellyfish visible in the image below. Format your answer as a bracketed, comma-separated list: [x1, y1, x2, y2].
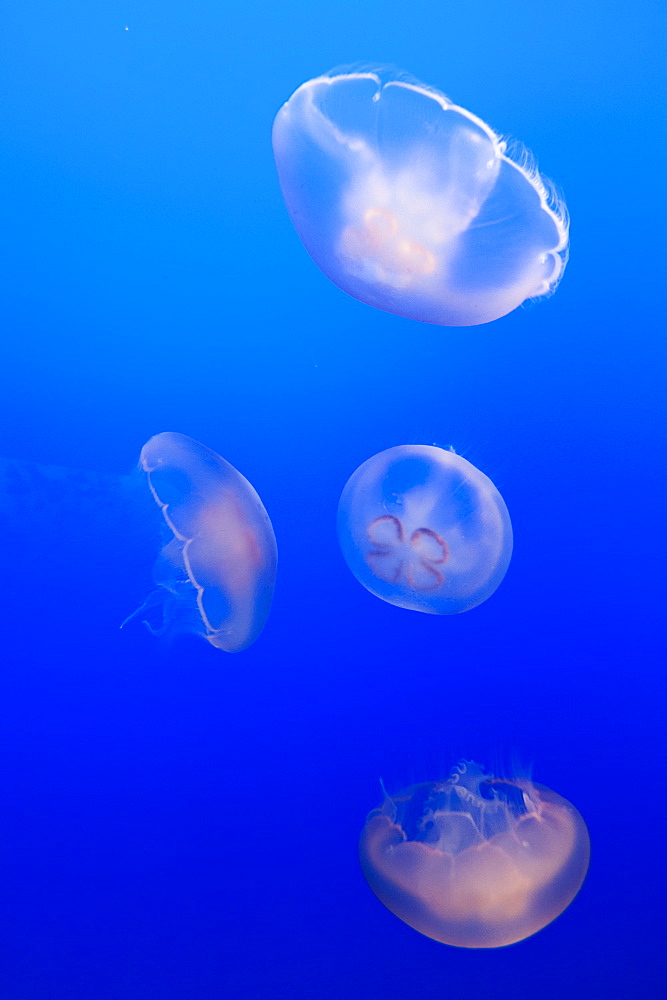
[337, 445, 512, 614]
[138, 432, 277, 652]
[360, 761, 590, 948]
[272, 67, 568, 326]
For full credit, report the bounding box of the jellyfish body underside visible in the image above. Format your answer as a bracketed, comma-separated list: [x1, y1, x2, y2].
[360, 764, 590, 948]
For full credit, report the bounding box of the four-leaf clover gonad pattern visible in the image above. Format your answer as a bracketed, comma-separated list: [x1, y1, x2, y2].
[366, 515, 449, 591]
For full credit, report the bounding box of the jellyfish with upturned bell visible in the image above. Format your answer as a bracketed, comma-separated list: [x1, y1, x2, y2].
[132, 431, 277, 652]
[273, 67, 568, 326]
[359, 761, 590, 948]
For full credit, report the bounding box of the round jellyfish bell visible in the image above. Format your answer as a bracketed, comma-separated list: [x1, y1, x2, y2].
[337, 444, 512, 614]
[272, 67, 569, 326]
[359, 761, 590, 948]
[138, 432, 277, 653]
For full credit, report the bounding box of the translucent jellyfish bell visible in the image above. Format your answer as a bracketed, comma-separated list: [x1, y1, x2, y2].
[138, 432, 277, 652]
[337, 445, 512, 614]
[360, 761, 590, 948]
[272, 67, 568, 326]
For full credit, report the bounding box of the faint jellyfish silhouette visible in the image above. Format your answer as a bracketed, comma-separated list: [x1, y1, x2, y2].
[272, 67, 568, 326]
[360, 760, 590, 948]
[337, 445, 512, 614]
[136, 432, 277, 652]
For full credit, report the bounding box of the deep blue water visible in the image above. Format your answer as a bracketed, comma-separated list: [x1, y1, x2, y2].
[1, 1, 666, 997]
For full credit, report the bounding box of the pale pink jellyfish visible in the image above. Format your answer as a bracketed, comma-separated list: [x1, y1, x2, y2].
[337, 445, 512, 614]
[272, 67, 568, 326]
[360, 761, 590, 948]
[138, 432, 277, 652]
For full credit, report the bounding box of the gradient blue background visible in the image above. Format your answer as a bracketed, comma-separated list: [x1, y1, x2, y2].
[1, 2, 665, 997]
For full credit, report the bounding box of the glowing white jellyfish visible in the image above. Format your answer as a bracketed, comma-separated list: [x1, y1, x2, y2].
[337, 445, 512, 614]
[273, 67, 568, 326]
[360, 761, 590, 948]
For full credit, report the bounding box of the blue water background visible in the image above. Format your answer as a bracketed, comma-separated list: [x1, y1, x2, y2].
[1, 1, 665, 997]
